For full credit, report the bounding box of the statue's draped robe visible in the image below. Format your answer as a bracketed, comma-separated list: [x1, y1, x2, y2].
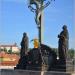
[58, 29, 69, 60]
[20, 35, 29, 57]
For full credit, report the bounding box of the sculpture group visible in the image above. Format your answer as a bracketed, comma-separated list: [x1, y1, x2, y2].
[15, 0, 69, 72]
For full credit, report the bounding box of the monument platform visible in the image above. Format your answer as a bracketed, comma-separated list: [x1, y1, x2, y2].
[0, 69, 74, 75]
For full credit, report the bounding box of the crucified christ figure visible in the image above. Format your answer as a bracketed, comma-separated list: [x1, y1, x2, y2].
[28, 0, 51, 26]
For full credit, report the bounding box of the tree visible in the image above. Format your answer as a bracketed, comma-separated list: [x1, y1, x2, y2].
[8, 49, 12, 54]
[4, 48, 7, 53]
[0, 48, 4, 52]
[68, 49, 74, 59]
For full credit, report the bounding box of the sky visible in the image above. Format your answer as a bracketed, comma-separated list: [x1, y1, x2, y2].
[0, 0, 75, 49]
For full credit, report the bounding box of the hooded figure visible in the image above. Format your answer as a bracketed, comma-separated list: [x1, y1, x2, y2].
[20, 32, 29, 57]
[58, 25, 69, 60]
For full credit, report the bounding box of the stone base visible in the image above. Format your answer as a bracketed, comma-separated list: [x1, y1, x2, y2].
[66, 59, 74, 72]
[0, 69, 73, 75]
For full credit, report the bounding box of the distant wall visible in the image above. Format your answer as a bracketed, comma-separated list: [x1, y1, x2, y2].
[0, 69, 72, 75]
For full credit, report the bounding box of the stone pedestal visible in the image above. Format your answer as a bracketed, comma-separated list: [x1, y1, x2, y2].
[1, 69, 73, 75]
[66, 59, 74, 72]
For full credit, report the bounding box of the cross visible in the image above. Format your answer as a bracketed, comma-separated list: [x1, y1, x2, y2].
[28, 0, 54, 46]
[28, 0, 55, 72]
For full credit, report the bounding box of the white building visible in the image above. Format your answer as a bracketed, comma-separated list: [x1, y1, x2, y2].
[0, 43, 20, 52]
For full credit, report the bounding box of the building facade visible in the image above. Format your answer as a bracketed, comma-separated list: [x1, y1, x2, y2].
[0, 43, 19, 52]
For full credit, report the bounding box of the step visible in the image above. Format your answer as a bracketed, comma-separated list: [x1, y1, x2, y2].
[0, 69, 73, 75]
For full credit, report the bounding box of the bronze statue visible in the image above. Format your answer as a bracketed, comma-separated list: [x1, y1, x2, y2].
[58, 25, 69, 60]
[28, 0, 51, 27]
[20, 32, 29, 57]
